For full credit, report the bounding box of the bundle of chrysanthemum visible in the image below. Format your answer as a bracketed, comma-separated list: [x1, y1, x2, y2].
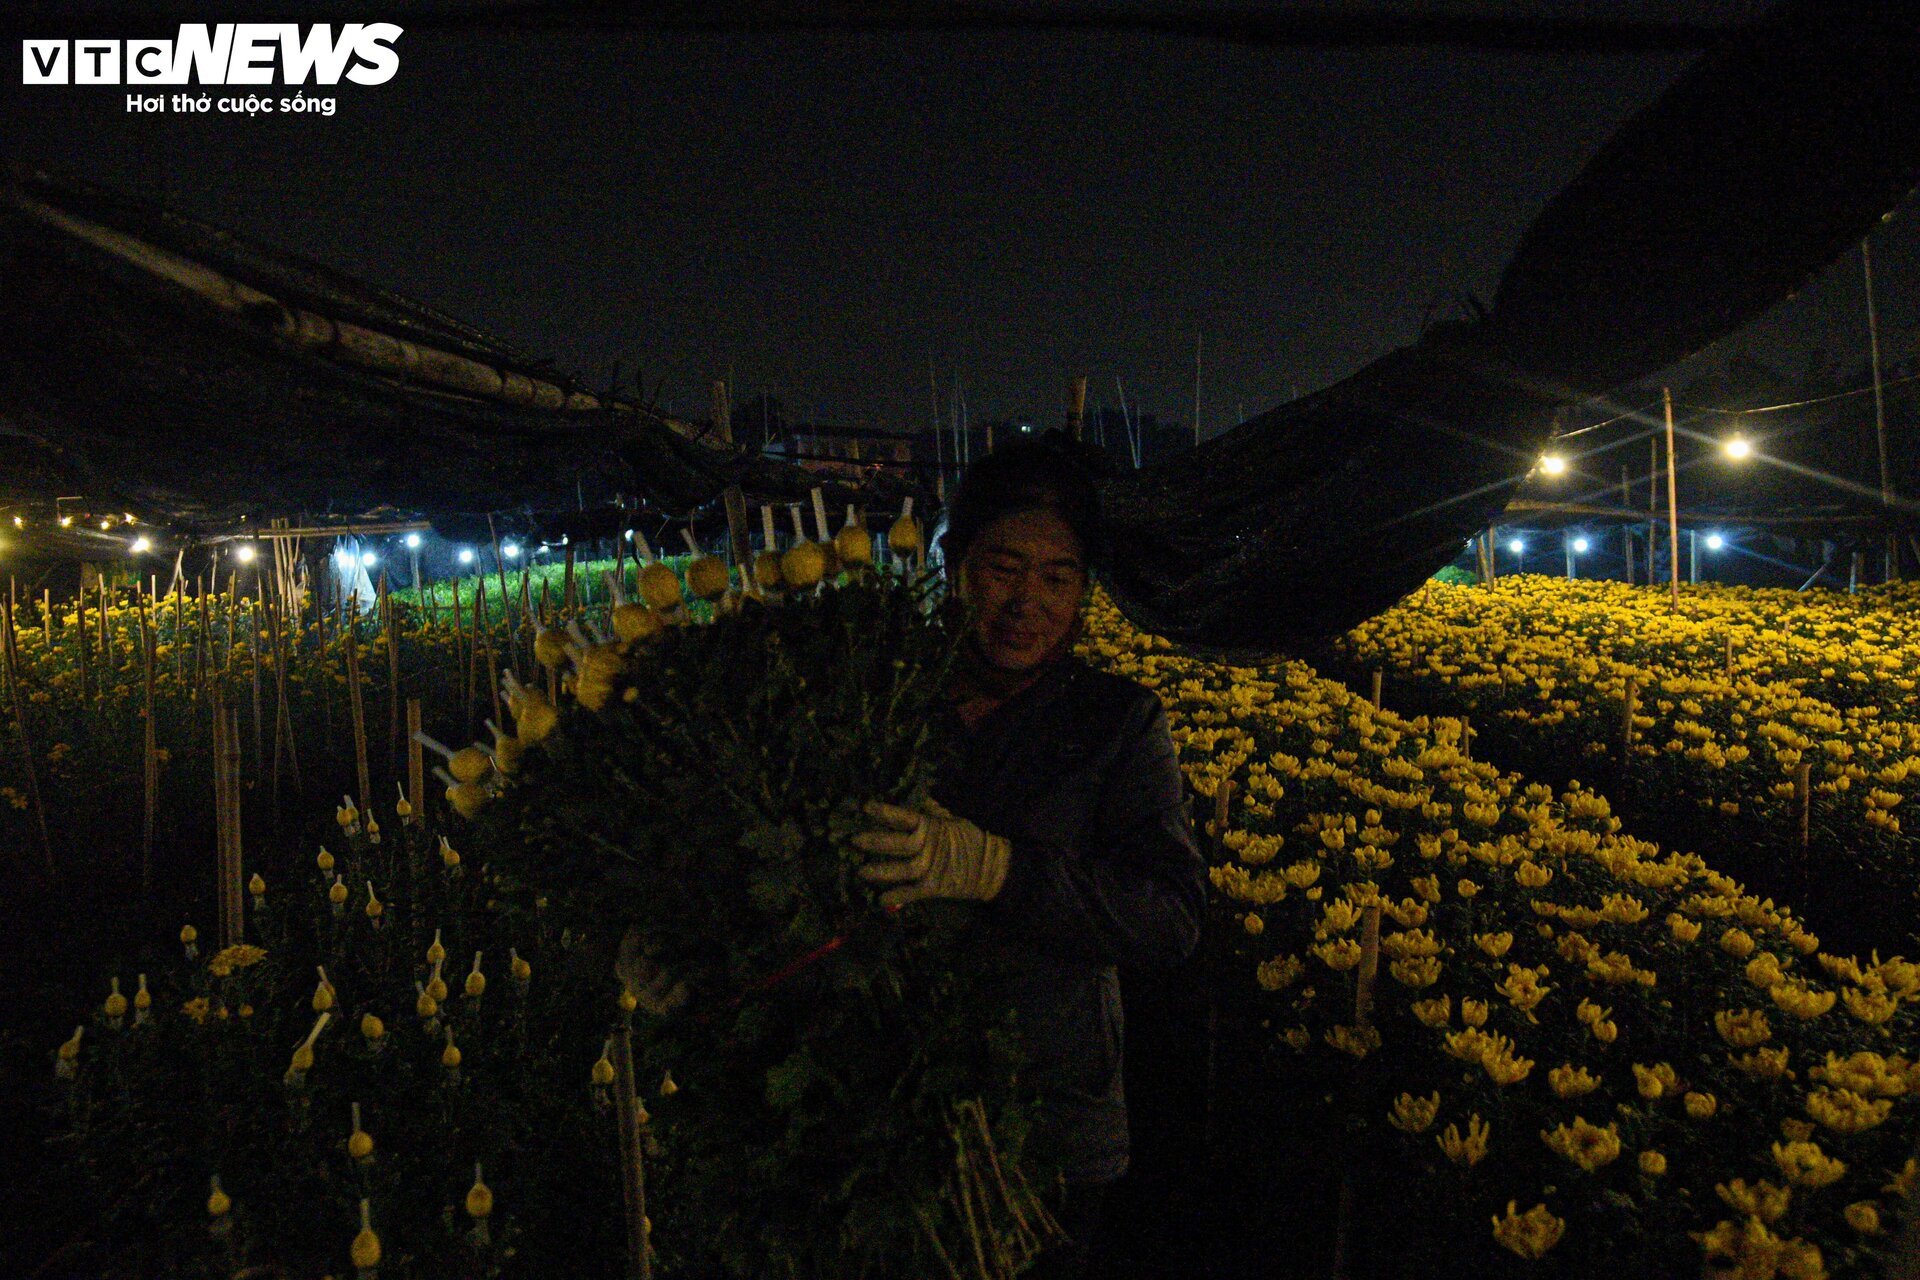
[477, 572, 1059, 1279]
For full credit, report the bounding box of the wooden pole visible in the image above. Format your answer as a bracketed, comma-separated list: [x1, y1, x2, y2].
[564, 544, 578, 615]
[1067, 375, 1087, 441]
[1369, 669, 1383, 711]
[1663, 388, 1681, 611]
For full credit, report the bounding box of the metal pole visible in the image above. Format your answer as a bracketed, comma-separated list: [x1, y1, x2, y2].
[1864, 239, 1898, 580]
[1664, 388, 1681, 610]
[1564, 532, 1575, 579]
[1621, 464, 1634, 584]
[1689, 529, 1699, 583]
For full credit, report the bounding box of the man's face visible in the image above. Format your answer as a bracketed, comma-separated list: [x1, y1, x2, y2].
[959, 509, 1087, 671]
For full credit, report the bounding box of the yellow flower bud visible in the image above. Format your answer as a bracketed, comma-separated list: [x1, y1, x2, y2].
[207, 1175, 231, 1218]
[466, 1163, 493, 1219]
[317, 847, 335, 872]
[360, 1013, 385, 1042]
[351, 1200, 381, 1269]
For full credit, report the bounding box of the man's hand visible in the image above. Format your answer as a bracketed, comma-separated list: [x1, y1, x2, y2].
[852, 798, 1011, 908]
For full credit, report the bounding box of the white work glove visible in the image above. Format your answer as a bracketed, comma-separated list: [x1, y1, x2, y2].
[853, 798, 1012, 908]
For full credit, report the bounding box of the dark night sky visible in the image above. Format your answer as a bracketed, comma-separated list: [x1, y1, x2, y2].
[7, 2, 1918, 435]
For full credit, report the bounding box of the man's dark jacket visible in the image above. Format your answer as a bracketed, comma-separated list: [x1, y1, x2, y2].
[932, 657, 1205, 1185]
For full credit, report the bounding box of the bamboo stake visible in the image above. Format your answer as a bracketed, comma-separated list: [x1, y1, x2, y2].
[1355, 902, 1383, 1025]
[1621, 678, 1639, 762]
[723, 486, 753, 592]
[226, 704, 243, 945]
[610, 1024, 653, 1280]
[1795, 761, 1813, 852]
[247, 595, 264, 773]
[1369, 669, 1383, 711]
[3, 598, 55, 878]
[382, 572, 400, 777]
[811, 487, 831, 542]
[195, 578, 211, 700]
[486, 514, 522, 677]
[139, 588, 157, 890]
[213, 693, 229, 947]
[1620, 463, 1635, 585]
[267, 599, 294, 809]
[564, 544, 577, 616]
[41, 587, 51, 653]
[1663, 387, 1681, 612]
[75, 579, 90, 704]
[97, 581, 111, 674]
[407, 698, 425, 821]
[344, 594, 372, 811]
[483, 621, 503, 733]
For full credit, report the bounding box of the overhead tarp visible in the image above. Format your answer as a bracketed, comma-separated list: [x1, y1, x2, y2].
[0, 165, 899, 541]
[1100, 0, 1920, 650]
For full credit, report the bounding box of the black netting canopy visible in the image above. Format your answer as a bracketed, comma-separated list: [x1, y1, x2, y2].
[3, 0, 1918, 652]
